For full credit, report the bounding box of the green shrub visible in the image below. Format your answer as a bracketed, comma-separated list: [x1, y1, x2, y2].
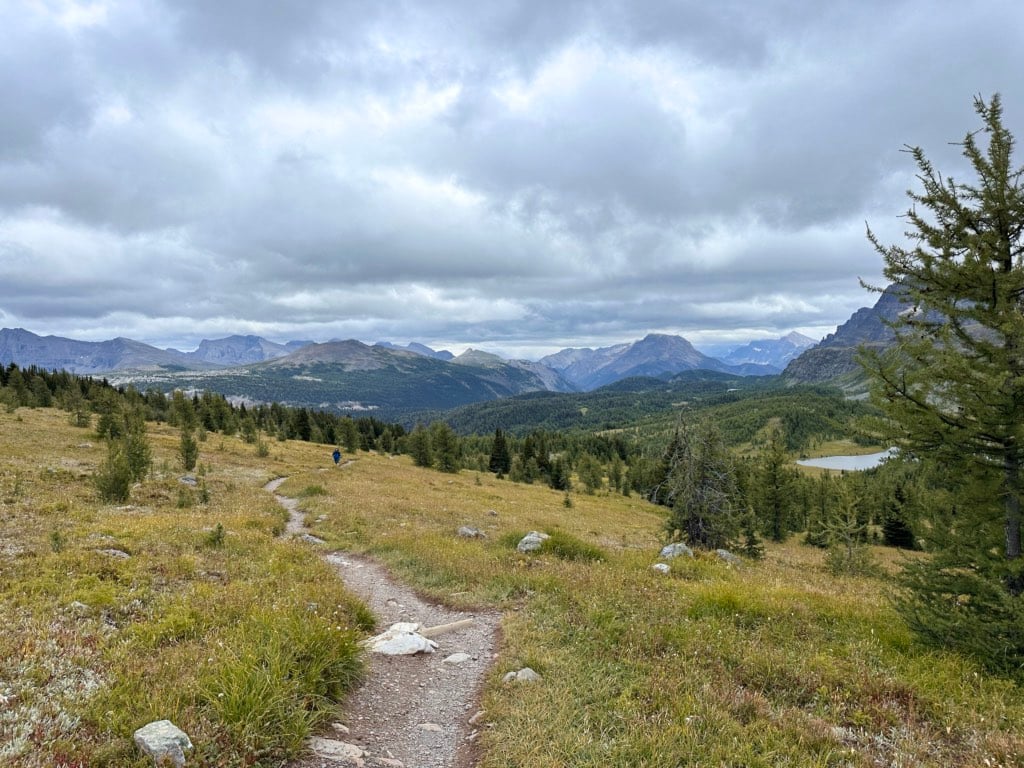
[543, 530, 606, 562]
[94, 443, 132, 502]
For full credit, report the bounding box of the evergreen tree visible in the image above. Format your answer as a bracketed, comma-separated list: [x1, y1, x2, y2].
[824, 480, 873, 576]
[430, 421, 461, 473]
[180, 427, 199, 472]
[664, 421, 742, 550]
[577, 453, 604, 494]
[862, 94, 1024, 671]
[488, 428, 512, 475]
[754, 426, 797, 542]
[408, 424, 434, 468]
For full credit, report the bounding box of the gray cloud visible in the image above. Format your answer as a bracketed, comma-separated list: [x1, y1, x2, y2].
[1, 0, 1023, 358]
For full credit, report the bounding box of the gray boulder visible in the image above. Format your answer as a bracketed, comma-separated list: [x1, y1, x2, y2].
[134, 720, 192, 767]
[659, 542, 693, 559]
[457, 526, 486, 539]
[716, 549, 742, 566]
[517, 531, 549, 553]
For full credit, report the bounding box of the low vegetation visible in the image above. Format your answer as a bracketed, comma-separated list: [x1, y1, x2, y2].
[2, 384, 1023, 766]
[0, 408, 371, 766]
[287, 444, 1024, 767]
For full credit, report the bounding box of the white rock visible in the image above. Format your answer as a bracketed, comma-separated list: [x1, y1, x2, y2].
[417, 722, 443, 732]
[363, 622, 438, 655]
[443, 652, 473, 664]
[651, 563, 671, 574]
[99, 548, 131, 559]
[133, 720, 192, 768]
[308, 736, 367, 760]
[503, 667, 542, 683]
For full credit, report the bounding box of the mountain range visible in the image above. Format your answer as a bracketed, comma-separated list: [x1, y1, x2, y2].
[0, 322, 841, 417]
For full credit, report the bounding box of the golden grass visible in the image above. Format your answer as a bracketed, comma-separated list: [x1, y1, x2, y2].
[2, 407, 1022, 767]
[293, 447, 1024, 768]
[0, 408, 369, 767]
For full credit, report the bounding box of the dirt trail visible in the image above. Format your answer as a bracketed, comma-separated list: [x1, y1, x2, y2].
[265, 477, 501, 768]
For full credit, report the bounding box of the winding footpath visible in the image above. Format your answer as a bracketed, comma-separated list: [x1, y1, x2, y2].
[264, 477, 501, 768]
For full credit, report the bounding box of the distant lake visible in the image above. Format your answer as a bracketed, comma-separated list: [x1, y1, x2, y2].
[796, 448, 898, 471]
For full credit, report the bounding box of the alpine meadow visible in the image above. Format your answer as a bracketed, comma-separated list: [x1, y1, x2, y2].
[5, 12, 1024, 754]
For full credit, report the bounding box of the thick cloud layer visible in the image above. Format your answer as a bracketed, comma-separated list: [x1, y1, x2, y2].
[2, 0, 1022, 357]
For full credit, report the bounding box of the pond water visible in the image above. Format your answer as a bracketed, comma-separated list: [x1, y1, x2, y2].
[796, 448, 898, 471]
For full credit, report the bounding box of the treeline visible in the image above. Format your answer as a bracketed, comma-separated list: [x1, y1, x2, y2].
[0, 362, 919, 559]
[0, 363, 406, 453]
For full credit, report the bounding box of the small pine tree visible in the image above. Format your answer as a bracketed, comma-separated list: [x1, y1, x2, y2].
[488, 428, 512, 476]
[408, 424, 433, 468]
[824, 481, 873, 576]
[94, 441, 133, 503]
[180, 427, 199, 472]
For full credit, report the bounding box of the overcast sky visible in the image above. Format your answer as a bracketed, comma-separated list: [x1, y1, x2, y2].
[2, 0, 1023, 359]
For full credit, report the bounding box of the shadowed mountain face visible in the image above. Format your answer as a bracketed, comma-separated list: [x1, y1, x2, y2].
[782, 285, 909, 387]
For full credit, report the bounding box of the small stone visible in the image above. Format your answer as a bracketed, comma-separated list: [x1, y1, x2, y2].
[417, 722, 443, 732]
[133, 720, 192, 768]
[487, 509, 498, 516]
[651, 563, 671, 574]
[298, 533, 326, 545]
[503, 667, 542, 683]
[331, 722, 350, 735]
[98, 548, 130, 559]
[443, 652, 473, 664]
[457, 526, 486, 538]
[179, 475, 198, 486]
[378, 760, 405, 767]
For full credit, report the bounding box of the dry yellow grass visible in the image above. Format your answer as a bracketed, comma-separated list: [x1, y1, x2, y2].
[2, 406, 1023, 767]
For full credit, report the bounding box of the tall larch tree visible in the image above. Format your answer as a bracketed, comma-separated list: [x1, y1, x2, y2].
[861, 94, 1024, 673]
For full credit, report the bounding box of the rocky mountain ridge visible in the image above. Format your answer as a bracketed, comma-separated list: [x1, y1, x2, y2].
[782, 285, 907, 387]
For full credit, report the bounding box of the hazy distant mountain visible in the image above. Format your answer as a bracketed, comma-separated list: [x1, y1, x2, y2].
[0, 327, 213, 374]
[782, 285, 908, 387]
[108, 339, 570, 418]
[452, 348, 576, 392]
[374, 341, 455, 361]
[720, 331, 817, 371]
[540, 333, 735, 390]
[182, 335, 296, 366]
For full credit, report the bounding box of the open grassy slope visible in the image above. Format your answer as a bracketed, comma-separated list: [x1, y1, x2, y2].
[0, 408, 371, 766]
[2, 406, 1023, 766]
[290, 450, 1024, 766]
